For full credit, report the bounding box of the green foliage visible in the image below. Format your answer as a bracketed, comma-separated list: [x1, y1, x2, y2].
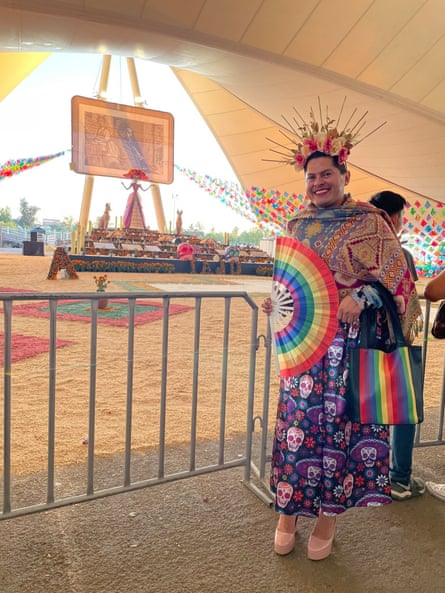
[16, 198, 40, 228]
[61, 216, 78, 230]
[201, 226, 265, 247]
[0, 206, 13, 224]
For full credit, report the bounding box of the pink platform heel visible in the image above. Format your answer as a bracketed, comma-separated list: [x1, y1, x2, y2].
[307, 514, 336, 561]
[274, 515, 297, 555]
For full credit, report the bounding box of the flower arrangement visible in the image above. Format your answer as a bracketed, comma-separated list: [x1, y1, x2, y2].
[93, 274, 110, 292]
[266, 97, 386, 171]
[73, 260, 175, 274]
[256, 265, 273, 277]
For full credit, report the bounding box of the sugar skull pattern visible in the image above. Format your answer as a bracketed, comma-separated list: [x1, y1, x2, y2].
[270, 324, 391, 517]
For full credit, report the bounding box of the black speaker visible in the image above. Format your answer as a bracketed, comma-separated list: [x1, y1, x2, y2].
[23, 241, 44, 256]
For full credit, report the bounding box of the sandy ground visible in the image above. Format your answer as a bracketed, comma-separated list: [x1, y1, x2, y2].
[0, 252, 443, 477]
[0, 252, 280, 475]
[1, 252, 445, 593]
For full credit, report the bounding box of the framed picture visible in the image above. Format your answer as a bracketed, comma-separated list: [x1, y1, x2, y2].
[71, 95, 174, 183]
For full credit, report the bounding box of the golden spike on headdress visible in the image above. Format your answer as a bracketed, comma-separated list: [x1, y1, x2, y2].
[277, 128, 301, 146]
[266, 136, 295, 153]
[318, 97, 323, 130]
[352, 120, 367, 139]
[265, 98, 386, 170]
[336, 97, 347, 131]
[291, 106, 309, 130]
[340, 107, 357, 135]
[348, 110, 368, 135]
[281, 114, 301, 138]
[262, 157, 292, 163]
[354, 120, 387, 146]
[268, 148, 295, 159]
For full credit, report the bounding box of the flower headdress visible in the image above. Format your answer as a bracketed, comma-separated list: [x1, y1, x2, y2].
[123, 168, 149, 181]
[266, 97, 386, 171]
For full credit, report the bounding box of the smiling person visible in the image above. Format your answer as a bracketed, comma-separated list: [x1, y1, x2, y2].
[263, 103, 423, 560]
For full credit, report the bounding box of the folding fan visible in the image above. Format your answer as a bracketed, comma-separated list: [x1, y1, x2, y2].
[270, 236, 339, 377]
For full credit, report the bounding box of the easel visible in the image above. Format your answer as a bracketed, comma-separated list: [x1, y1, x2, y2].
[74, 56, 167, 254]
[47, 247, 79, 280]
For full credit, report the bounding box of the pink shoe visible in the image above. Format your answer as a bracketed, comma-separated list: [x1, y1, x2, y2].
[274, 516, 297, 555]
[307, 515, 336, 561]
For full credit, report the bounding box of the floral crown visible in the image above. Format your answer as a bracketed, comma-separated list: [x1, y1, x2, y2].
[266, 97, 386, 171]
[123, 168, 149, 181]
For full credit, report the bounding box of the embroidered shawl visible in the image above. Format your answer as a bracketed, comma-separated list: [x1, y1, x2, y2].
[286, 196, 422, 340]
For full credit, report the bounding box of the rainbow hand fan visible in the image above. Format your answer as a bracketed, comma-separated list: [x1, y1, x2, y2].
[270, 236, 339, 377]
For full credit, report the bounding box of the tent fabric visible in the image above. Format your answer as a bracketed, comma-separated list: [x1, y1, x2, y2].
[0, 1, 443, 259]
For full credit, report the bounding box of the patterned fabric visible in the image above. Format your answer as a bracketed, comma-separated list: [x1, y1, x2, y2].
[270, 195, 421, 517]
[271, 323, 391, 517]
[287, 196, 422, 341]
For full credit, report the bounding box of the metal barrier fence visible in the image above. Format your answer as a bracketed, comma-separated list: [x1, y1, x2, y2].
[249, 298, 445, 505]
[414, 299, 445, 446]
[1, 292, 444, 519]
[0, 225, 71, 248]
[0, 290, 267, 520]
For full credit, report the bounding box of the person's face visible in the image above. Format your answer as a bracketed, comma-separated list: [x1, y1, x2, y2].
[305, 156, 350, 208]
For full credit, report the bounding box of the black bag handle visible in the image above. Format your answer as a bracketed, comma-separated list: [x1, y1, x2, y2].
[358, 283, 407, 350]
[432, 300, 445, 339]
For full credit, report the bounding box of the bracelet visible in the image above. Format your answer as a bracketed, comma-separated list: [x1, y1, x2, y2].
[350, 287, 367, 310]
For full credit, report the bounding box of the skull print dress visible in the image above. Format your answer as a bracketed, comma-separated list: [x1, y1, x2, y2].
[269, 199, 422, 517]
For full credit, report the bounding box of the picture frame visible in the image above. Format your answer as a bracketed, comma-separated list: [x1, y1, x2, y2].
[71, 95, 174, 183]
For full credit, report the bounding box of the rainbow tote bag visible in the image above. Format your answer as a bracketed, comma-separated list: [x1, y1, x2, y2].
[347, 284, 423, 425]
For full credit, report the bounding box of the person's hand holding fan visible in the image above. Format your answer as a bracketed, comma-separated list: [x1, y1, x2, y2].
[269, 237, 339, 377]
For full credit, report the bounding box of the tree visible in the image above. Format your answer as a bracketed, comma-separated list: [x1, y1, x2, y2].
[0, 206, 13, 225]
[184, 221, 205, 237]
[16, 198, 40, 228]
[61, 216, 78, 230]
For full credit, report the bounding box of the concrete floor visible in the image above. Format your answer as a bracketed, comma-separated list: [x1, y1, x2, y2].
[1, 443, 444, 593]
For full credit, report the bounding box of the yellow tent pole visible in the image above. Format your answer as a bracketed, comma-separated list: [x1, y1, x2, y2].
[77, 176, 94, 250]
[126, 57, 144, 106]
[76, 55, 112, 253]
[98, 55, 112, 100]
[126, 57, 167, 233]
[149, 184, 167, 233]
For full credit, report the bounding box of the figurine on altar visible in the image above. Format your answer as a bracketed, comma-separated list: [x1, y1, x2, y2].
[176, 209, 183, 236]
[98, 203, 111, 229]
[121, 169, 149, 229]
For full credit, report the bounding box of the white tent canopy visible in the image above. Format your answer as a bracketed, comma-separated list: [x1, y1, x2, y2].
[0, 0, 444, 245]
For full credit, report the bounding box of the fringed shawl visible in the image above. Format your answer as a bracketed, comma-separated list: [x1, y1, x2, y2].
[286, 196, 422, 341]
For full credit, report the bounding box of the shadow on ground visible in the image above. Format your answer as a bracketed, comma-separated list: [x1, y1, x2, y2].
[1, 440, 445, 593]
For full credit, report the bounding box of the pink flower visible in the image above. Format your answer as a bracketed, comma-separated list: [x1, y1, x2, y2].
[322, 135, 333, 154]
[337, 146, 350, 164]
[303, 138, 318, 152]
[293, 153, 306, 169]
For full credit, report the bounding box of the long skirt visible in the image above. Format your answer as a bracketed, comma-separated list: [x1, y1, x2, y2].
[270, 322, 392, 517]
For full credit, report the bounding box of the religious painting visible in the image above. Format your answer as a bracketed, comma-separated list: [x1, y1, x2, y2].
[70, 95, 174, 183]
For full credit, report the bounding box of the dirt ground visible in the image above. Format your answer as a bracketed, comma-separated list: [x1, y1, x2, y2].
[0, 252, 443, 474]
[0, 252, 442, 475]
[0, 252, 281, 476]
[1, 252, 445, 593]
